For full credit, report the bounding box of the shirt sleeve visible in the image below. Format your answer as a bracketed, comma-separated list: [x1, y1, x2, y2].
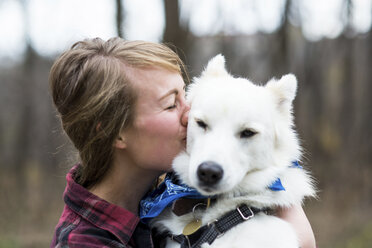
[57, 227, 129, 248]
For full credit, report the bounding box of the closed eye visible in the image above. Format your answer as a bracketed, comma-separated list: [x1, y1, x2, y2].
[165, 104, 176, 110]
[195, 119, 208, 130]
[239, 129, 257, 138]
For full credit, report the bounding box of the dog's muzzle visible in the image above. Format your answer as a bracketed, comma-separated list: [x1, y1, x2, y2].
[197, 161, 223, 187]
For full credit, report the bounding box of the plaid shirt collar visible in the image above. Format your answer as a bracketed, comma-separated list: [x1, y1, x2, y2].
[64, 165, 140, 245]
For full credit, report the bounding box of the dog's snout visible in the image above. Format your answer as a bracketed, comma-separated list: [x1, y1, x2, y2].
[197, 161, 223, 186]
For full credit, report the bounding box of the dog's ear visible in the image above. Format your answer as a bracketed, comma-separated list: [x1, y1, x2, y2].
[187, 54, 229, 103]
[266, 74, 297, 113]
[201, 54, 229, 78]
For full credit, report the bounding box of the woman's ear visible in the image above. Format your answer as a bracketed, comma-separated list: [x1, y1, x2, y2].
[114, 136, 127, 149]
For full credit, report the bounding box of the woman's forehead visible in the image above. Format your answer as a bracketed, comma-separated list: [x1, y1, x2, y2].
[128, 66, 183, 96]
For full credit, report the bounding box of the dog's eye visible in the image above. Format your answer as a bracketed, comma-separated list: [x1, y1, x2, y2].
[196, 119, 208, 130]
[240, 129, 257, 138]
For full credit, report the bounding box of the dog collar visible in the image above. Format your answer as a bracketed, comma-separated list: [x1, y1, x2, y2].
[171, 197, 213, 217]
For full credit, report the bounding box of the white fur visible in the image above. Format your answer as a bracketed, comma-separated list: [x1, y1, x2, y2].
[151, 55, 316, 247]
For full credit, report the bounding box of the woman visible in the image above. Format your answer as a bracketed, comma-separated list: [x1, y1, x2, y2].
[49, 37, 315, 247]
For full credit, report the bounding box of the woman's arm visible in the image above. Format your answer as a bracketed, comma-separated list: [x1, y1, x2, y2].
[276, 204, 316, 248]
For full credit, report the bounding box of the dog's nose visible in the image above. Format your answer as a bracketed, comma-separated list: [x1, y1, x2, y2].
[197, 161, 223, 186]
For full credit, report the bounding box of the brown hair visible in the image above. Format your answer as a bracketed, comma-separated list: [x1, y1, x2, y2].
[49, 37, 187, 188]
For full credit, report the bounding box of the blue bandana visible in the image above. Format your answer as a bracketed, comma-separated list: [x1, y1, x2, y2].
[269, 161, 302, 191]
[139, 161, 302, 223]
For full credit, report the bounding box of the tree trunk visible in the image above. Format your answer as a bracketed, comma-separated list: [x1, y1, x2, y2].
[115, 0, 124, 38]
[162, 0, 189, 63]
[270, 0, 291, 77]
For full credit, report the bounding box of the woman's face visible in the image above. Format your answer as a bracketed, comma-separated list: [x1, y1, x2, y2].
[120, 66, 189, 172]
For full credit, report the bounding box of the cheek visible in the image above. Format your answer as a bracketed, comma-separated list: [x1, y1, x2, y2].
[140, 114, 180, 140]
[133, 114, 183, 169]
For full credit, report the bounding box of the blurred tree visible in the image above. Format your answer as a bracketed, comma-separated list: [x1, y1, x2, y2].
[115, 0, 124, 38]
[361, 4, 372, 163]
[270, 0, 291, 77]
[340, 0, 354, 156]
[15, 0, 35, 173]
[162, 0, 190, 63]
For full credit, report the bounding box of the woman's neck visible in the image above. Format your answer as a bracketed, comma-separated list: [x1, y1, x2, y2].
[89, 154, 161, 215]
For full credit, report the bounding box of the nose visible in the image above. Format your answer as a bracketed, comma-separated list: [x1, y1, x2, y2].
[181, 103, 190, 127]
[197, 161, 223, 186]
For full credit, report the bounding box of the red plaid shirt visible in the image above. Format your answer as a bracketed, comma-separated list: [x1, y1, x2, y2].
[50, 166, 155, 248]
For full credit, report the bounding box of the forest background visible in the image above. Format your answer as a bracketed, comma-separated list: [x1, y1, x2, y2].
[0, 0, 371, 247]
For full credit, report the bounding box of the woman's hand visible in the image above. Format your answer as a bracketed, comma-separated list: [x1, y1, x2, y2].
[276, 204, 316, 248]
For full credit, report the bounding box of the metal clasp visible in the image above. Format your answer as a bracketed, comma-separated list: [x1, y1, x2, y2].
[236, 206, 254, 220]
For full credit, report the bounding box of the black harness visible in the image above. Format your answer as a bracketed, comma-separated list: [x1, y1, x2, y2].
[168, 204, 263, 248]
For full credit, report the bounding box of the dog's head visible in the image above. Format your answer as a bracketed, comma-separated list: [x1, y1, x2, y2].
[173, 55, 301, 196]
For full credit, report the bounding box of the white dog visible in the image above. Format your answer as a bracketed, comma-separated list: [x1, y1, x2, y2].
[151, 55, 315, 248]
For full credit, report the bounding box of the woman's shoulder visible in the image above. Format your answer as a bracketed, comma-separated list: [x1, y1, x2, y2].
[51, 213, 128, 248]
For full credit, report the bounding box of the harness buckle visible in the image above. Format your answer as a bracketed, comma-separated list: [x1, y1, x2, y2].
[236, 206, 254, 220]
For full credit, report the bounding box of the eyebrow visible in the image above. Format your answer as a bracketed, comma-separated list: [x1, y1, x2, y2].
[159, 84, 186, 101]
[159, 89, 178, 101]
